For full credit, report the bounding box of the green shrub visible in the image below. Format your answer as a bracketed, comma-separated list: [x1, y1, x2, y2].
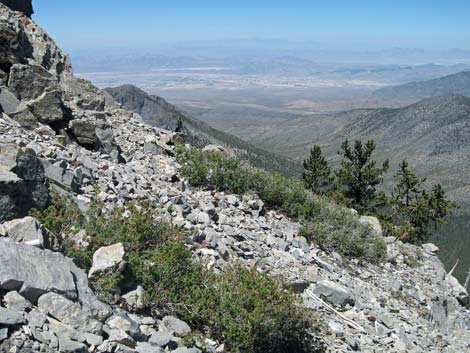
[34, 195, 324, 353]
[299, 207, 387, 263]
[176, 146, 386, 262]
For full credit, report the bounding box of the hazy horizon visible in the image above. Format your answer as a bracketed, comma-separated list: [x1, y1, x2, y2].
[35, 0, 470, 52]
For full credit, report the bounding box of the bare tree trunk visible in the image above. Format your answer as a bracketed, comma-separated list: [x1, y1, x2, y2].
[448, 258, 459, 276]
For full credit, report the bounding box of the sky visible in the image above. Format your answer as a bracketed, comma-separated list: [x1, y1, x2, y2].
[34, 0, 470, 51]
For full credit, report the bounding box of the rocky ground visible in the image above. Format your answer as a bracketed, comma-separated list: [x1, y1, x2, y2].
[0, 1, 469, 353]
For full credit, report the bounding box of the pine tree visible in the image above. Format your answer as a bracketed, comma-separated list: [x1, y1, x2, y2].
[391, 161, 455, 243]
[335, 139, 389, 212]
[302, 145, 333, 194]
[428, 184, 454, 229]
[392, 160, 426, 208]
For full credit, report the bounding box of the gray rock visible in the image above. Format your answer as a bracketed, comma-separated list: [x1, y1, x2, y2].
[3, 290, 30, 311]
[0, 0, 33, 17]
[2, 216, 51, 248]
[89, 243, 125, 278]
[8, 64, 56, 100]
[143, 141, 163, 155]
[0, 238, 111, 319]
[0, 327, 7, 341]
[312, 280, 355, 307]
[83, 332, 103, 346]
[0, 87, 21, 114]
[0, 144, 50, 222]
[422, 243, 439, 255]
[106, 312, 141, 339]
[37, 292, 103, 334]
[58, 337, 88, 353]
[0, 307, 25, 325]
[95, 121, 124, 163]
[148, 331, 173, 347]
[122, 286, 144, 310]
[8, 106, 38, 128]
[27, 90, 68, 124]
[161, 316, 191, 337]
[136, 342, 164, 353]
[69, 119, 97, 147]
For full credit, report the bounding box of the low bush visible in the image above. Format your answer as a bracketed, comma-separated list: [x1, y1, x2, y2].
[176, 146, 386, 262]
[33, 195, 325, 353]
[299, 207, 387, 263]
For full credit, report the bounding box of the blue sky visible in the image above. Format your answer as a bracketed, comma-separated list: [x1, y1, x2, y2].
[34, 0, 470, 51]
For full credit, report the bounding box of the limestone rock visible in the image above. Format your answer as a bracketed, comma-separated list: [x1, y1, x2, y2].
[0, 307, 25, 325]
[37, 292, 103, 334]
[122, 286, 144, 310]
[1, 216, 51, 248]
[0, 238, 111, 319]
[312, 280, 355, 308]
[161, 316, 191, 337]
[89, 243, 125, 278]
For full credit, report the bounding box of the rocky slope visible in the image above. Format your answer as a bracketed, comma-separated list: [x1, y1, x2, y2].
[0, 2, 469, 353]
[104, 84, 302, 176]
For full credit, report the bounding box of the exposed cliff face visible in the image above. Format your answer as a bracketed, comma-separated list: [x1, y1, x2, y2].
[0, 2, 469, 353]
[0, 0, 33, 18]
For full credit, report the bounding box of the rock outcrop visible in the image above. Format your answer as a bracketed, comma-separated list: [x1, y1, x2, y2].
[0, 142, 49, 222]
[0, 2, 469, 353]
[0, 0, 33, 18]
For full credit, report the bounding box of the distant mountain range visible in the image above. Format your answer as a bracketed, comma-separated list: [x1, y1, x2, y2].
[374, 71, 470, 101]
[105, 85, 301, 176]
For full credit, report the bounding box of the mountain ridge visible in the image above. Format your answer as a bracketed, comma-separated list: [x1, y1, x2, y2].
[105, 84, 302, 176]
[373, 71, 470, 101]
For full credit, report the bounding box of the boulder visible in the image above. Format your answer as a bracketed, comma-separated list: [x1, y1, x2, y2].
[0, 238, 111, 319]
[27, 90, 68, 125]
[161, 316, 191, 337]
[0, 143, 50, 222]
[106, 313, 141, 339]
[0, 0, 33, 18]
[8, 64, 56, 100]
[69, 118, 97, 147]
[3, 290, 31, 311]
[148, 331, 173, 347]
[95, 121, 124, 163]
[0, 307, 25, 325]
[1, 216, 51, 248]
[89, 243, 125, 278]
[122, 286, 144, 310]
[312, 280, 355, 308]
[359, 216, 383, 237]
[0, 87, 38, 128]
[37, 292, 103, 334]
[66, 77, 106, 111]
